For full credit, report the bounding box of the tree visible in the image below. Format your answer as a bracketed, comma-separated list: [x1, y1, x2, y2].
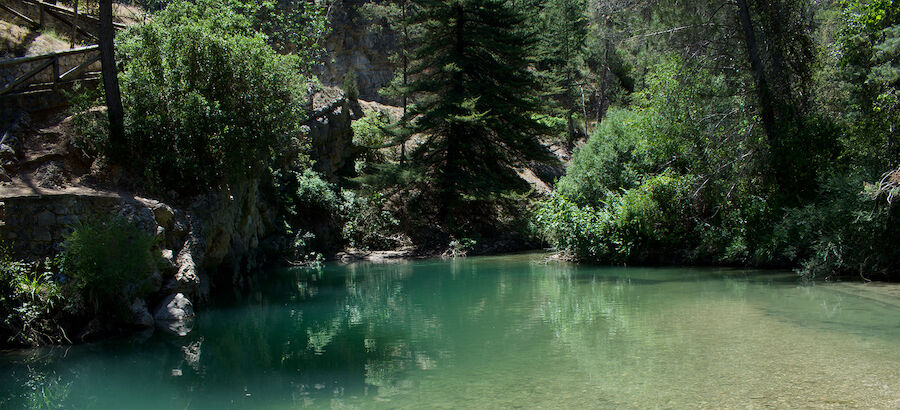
[116, 0, 310, 193]
[403, 0, 551, 229]
[359, 0, 422, 163]
[541, 0, 589, 145]
[98, 0, 124, 156]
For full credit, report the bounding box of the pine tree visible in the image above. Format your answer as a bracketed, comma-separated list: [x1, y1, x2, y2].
[540, 0, 589, 145]
[403, 0, 551, 228]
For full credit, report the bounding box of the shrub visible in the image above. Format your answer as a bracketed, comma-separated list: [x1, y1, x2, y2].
[0, 246, 68, 345]
[536, 172, 696, 263]
[341, 190, 405, 251]
[772, 171, 900, 280]
[271, 168, 344, 254]
[342, 68, 359, 101]
[555, 108, 649, 205]
[116, 0, 309, 193]
[59, 216, 156, 316]
[294, 168, 342, 214]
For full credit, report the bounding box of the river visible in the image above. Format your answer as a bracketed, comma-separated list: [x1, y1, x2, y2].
[3, 253, 900, 408]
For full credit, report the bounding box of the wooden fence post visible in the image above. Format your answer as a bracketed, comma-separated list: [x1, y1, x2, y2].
[52, 55, 60, 87]
[70, 0, 79, 48]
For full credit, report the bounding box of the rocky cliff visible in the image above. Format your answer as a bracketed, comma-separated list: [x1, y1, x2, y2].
[319, 0, 398, 102]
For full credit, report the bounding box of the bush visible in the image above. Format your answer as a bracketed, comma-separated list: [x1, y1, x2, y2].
[341, 190, 405, 251]
[59, 216, 156, 316]
[271, 168, 344, 254]
[555, 108, 649, 205]
[0, 246, 68, 346]
[772, 171, 900, 280]
[536, 172, 696, 263]
[116, 0, 309, 193]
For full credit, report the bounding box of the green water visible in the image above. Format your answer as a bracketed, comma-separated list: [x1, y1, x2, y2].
[4, 253, 900, 408]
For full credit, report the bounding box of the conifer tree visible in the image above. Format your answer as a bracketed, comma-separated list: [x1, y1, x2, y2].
[540, 0, 588, 145]
[402, 0, 551, 228]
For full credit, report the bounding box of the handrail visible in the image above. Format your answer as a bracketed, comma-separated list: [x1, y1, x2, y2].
[17, 0, 127, 29]
[0, 45, 98, 67]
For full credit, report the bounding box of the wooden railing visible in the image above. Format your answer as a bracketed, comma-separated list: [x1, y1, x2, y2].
[0, 45, 100, 96]
[0, 0, 126, 41]
[0, 0, 128, 96]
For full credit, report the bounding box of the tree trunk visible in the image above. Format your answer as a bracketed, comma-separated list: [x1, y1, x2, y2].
[400, 1, 409, 165]
[99, 0, 125, 155]
[735, 0, 777, 144]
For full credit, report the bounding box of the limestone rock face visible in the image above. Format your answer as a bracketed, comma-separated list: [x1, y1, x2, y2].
[305, 89, 363, 179]
[153, 293, 195, 322]
[319, 0, 398, 103]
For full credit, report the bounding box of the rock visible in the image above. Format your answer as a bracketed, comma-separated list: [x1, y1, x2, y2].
[35, 210, 55, 226]
[152, 203, 175, 228]
[130, 298, 154, 328]
[77, 318, 107, 342]
[164, 245, 200, 296]
[153, 293, 195, 322]
[0, 143, 16, 162]
[320, 1, 397, 102]
[155, 225, 166, 243]
[144, 269, 163, 294]
[33, 229, 51, 242]
[160, 320, 193, 337]
[57, 215, 79, 225]
[306, 92, 360, 179]
[160, 248, 177, 274]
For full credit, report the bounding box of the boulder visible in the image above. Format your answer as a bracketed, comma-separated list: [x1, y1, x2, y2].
[152, 203, 175, 229]
[153, 293, 195, 322]
[160, 248, 177, 274]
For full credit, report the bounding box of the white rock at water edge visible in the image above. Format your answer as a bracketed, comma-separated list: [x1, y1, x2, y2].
[153, 293, 195, 322]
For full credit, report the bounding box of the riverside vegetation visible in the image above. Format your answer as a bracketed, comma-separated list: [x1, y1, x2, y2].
[1, 0, 898, 347]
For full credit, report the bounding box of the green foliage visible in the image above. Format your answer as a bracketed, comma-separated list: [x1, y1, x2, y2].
[251, 0, 329, 67]
[293, 169, 342, 214]
[285, 229, 325, 267]
[273, 167, 407, 253]
[538, 0, 589, 142]
[352, 109, 398, 166]
[830, 0, 900, 169]
[403, 0, 553, 229]
[772, 171, 900, 280]
[341, 191, 405, 251]
[537, 172, 695, 263]
[352, 110, 393, 148]
[0, 246, 68, 346]
[342, 69, 360, 102]
[116, 0, 309, 193]
[59, 216, 156, 316]
[555, 108, 649, 205]
[64, 83, 108, 157]
[443, 237, 476, 258]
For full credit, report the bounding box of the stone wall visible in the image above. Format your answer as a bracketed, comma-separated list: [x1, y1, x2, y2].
[0, 193, 123, 257]
[0, 182, 277, 336]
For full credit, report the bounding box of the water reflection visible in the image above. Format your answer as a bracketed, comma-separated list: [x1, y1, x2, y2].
[3, 255, 900, 408]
